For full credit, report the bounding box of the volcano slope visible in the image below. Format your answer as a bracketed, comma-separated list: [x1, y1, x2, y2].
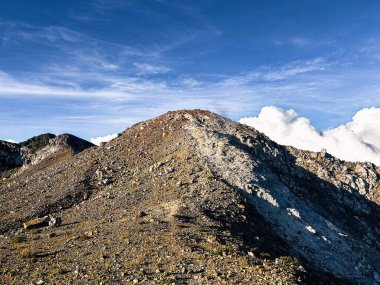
[0, 110, 379, 285]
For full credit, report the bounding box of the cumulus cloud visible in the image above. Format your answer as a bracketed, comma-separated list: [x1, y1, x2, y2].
[90, 133, 118, 146]
[239, 106, 380, 165]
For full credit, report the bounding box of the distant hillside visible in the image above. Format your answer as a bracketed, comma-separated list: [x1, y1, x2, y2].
[0, 133, 94, 177]
[19, 133, 57, 153]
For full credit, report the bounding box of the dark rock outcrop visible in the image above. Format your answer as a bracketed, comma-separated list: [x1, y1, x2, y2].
[0, 141, 22, 172]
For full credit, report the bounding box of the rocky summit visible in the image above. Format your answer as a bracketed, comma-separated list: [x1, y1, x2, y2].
[0, 110, 379, 285]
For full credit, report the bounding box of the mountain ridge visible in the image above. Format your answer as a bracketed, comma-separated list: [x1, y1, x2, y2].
[0, 109, 379, 284]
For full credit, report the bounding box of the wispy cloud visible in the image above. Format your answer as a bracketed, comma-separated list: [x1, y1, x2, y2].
[274, 37, 312, 47]
[133, 62, 171, 74]
[219, 58, 329, 87]
[0, 21, 155, 66]
[262, 58, 328, 81]
[1, 33, 379, 142]
[0, 70, 167, 99]
[0, 56, 377, 118]
[89, 0, 133, 11]
[274, 36, 334, 49]
[1, 23, 84, 44]
[66, 49, 121, 71]
[290, 37, 311, 47]
[180, 77, 202, 88]
[359, 38, 380, 62]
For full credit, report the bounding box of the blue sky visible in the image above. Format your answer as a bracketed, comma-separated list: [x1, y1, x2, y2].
[1, 0, 380, 142]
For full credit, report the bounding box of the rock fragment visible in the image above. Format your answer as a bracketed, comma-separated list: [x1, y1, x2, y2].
[23, 216, 49, 230]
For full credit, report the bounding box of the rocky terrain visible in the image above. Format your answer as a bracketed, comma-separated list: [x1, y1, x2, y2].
[0, 110, 379, 285]
[0, 133, 94, 178]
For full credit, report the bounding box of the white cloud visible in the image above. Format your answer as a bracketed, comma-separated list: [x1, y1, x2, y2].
[180, 77, 202, 88]
[239, 106, 380, 165]
[1, 24, 86, 45]
[261, 58, 328, 81]
[289, 37, 311, 47]
[101, 62, 119, 70]
[90, 133, 118, 145]
[133, 62, 171, 74]
[0, 70, 168, 99]
[219, 58, 328, 87]
[347, 108, 380, 147]
[5, 139, 18, 143]
[359, 38, 380, 62]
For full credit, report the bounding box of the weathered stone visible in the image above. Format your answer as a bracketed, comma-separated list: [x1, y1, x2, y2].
[23, 216, 49, 230]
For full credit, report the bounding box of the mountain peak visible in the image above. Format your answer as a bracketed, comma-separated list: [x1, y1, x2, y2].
[0, 110, 379, 284]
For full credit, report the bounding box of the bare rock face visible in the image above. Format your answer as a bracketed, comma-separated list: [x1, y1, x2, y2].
[181, 110, 380, 284]
[0, 110, 379, 284]
[288, 147, 380, 203]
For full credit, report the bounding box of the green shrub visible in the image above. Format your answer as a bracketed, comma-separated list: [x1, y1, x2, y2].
[214, 245, 234, 256]
[49, 267, 69, 275]
[10, 236, 25, 243]
[278, 256, 299, 267]
[259, 252, 270, 258]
